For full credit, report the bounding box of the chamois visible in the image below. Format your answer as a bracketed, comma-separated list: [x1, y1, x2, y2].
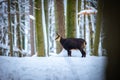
[55, 33, 86, 57]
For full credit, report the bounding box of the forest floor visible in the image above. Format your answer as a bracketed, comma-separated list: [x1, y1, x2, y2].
[0, 54, 107, 80]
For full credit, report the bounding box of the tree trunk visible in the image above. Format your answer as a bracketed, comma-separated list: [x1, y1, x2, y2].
[41, 0, 48, 56]
[8, 0, 13, 56]
[103, 0, 120, 80]
[93, 0, 103, 56]
[29, 0, 35, 56]
[15, 0, 22, 57]
[55, 0, 65, 37]
[55, 0, 65, 53]
[44, 0, 48, 29]
[44, 0, 49, 56]
[35, 0, 45, 56]
[67, 0, 76, 38]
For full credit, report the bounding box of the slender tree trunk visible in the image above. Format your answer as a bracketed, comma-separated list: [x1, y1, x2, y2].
[29, 0, 35, 56]
[67, 0, 76, 38]
[35, 0, 45, 56]
[8, 0, 13, 56]
[93, 0, 103, 56]
[76, 0, 81, 38]
[15, 0, 22, 57]
[44, 0, 48, 29]
[90, 14, 95, 54]
[44, 0, 49, 56]
[41, 0, 48, 56]
[55, 0, 65, 53]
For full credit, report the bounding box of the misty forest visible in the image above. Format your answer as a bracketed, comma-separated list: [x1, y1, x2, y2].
[0, 0, 106, 57]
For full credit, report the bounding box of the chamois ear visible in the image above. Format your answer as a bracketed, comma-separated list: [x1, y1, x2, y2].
[56, 33, 61, 36]
[55, 33, 61, 41]
[56, 33, 59, 36]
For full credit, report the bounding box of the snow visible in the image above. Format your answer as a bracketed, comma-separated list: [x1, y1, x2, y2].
[29, 15, 35, 20]
[0, 51, 107, 80]
[78, 9, 97, 15]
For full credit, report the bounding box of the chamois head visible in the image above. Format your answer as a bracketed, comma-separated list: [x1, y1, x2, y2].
[55, 33, 61, 41]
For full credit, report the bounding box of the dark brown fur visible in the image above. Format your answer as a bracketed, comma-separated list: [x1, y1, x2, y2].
[56, 33, 86, 57]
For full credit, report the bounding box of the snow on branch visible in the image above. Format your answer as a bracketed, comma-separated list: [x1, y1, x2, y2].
[29, 15, 35, 20]
[78, 9, 97, 15]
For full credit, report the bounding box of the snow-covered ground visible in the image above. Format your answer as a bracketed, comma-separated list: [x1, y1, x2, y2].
[0, 51, 107, 80]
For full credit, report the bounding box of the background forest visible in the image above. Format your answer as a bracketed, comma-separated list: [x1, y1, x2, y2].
[0, 0, 105, 57]
[0, 0, 120, 80]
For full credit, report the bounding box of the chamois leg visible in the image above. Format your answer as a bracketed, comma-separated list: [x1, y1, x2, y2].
[80, 49, 86, 57]
[67, 50, 71, 57]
